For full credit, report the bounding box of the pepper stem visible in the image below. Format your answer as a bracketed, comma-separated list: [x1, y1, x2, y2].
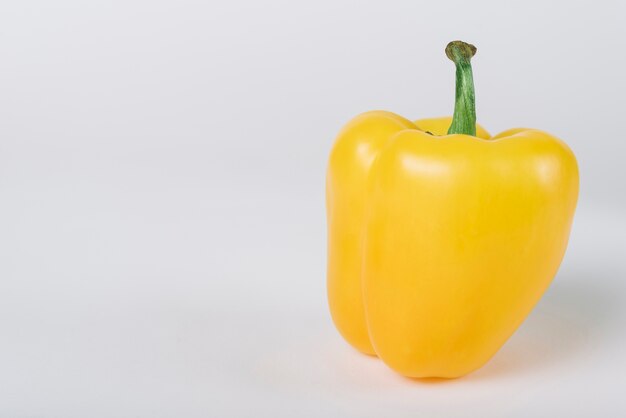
[446, 41, 477, 136]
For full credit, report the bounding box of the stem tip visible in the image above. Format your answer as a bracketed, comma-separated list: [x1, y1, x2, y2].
[445, 41, 477, 63]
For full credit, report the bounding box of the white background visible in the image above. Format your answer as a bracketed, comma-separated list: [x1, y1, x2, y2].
[1, 0, 625, 416]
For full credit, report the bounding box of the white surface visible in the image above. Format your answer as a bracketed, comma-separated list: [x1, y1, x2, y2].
[1, 1, 626, 416]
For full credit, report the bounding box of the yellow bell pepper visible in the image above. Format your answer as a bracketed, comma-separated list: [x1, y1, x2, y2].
[326, 41, 579, 378]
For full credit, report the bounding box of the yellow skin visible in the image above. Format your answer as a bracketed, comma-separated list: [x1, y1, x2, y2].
[326, 111, 579, 378]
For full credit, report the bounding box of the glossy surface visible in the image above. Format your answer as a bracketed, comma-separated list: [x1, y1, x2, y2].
[326, 112, 490, 355]
[326, 111, 579, 377]
[326, 111, 416, 354]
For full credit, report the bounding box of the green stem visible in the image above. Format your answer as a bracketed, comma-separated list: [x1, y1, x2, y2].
[446, 41, 477, 136]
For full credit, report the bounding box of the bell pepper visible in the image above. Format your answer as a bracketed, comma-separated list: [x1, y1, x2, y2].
[326, 41, 579, 378]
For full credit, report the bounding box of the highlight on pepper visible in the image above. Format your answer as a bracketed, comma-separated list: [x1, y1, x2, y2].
[326, 40, 579, 379]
